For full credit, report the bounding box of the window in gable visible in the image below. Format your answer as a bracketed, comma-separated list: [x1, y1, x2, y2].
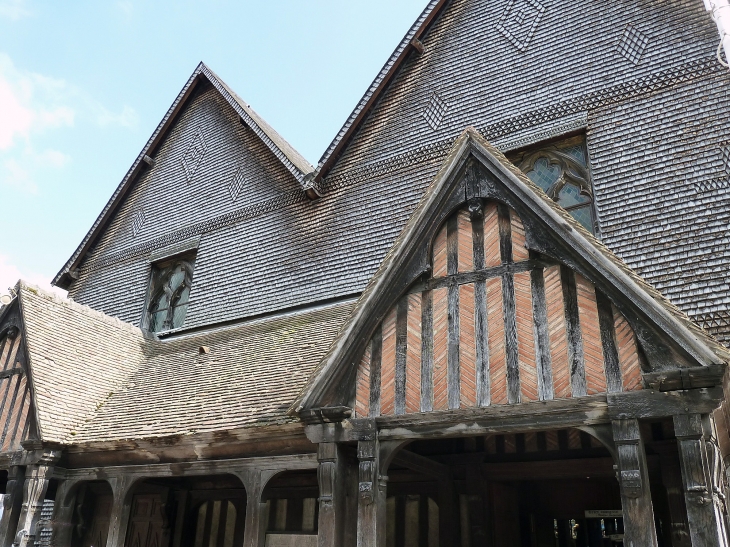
[508, 134, 597, 234]
[145, 255, 195, 332]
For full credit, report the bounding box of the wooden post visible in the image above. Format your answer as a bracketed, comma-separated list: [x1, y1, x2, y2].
[0, 467, 25, 547]
[317, 443, 346, 547]
[654, 441, 692, 547]
[237, 469, 277, 547]
[105, 475, 136, 547]
[357, 440, 387, 547]
[13, 461, 54, 547]
[612, 419, 658, 547]
[673, 414, 729, 547]
[438, 480, 459, 547]
[49, 479, 80, 547]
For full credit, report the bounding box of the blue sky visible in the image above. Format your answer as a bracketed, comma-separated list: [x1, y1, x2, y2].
[0, 0, 427, 295]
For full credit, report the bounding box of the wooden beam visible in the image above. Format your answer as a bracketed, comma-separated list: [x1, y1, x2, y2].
[391, 450, 450, 481]
[607, 388, 724, 420]
[644, 364, 726, 391]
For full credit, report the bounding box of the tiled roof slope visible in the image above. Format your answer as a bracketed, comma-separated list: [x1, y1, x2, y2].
[15, 281, 354, 444]
[16, 282, 146, 443]
[73, 300, 354, 443]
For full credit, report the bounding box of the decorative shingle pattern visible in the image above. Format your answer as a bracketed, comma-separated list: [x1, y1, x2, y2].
[181, 127, 208, 182]
[496, 0, 546, 52]
[131, 210, 146, 237]
[423, 93, 448, 130]
[617, 24, 649, 65]
[229, 167, 247, 202]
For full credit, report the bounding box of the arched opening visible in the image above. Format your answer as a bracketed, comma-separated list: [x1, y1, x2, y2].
[379, 425, 678, 547]
[262, 470, 318, 543]
[69, 480, 114, 547]
[123, 474, 246, 547]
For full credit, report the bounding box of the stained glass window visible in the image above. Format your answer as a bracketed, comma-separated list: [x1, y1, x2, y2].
[508, 135, 597, 234]
[146, 256, 195, 332]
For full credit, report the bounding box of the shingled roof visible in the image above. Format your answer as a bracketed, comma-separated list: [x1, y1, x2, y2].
[4, 282, 353, 445]
[294, 128, 730, 411]
[53, 62, 314, 290]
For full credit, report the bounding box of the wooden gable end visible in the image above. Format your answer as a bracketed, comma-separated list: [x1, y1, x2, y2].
[0, 326, 34, 451]
[354, 201, 643, 418]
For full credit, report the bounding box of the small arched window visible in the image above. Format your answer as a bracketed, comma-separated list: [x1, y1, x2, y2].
[146, 256, 195, 332]
[508, 134, 597, 234]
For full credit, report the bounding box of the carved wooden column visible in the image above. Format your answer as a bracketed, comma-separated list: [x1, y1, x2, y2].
[13, 452, 59, 547]
[238, 469, 277, 547]
[49, 479, 79, 547]
[674, 413, 729, 547]
[356, 440, 387, 547]
[0, 466, 25, 547]
[105, 475, 136, 547]
[612, 418, 658, 547]
[317, 443, 346, 547]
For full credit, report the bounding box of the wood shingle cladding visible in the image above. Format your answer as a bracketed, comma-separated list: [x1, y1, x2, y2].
[0, 330, 31, 452]
[354, 202, 644, 418]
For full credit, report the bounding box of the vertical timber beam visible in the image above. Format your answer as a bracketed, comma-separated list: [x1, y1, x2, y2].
[49, 479, 80, 547]
[13, 451, 59, 547]
[612, 419, 658, 547]
[238, 469, 277, 547]
[106, 475, 136, 547]
[0, 467, 25, 547]
[318, 443, 346, 547]
[357, 439, 393, 547]
[674, 413, 729, 547]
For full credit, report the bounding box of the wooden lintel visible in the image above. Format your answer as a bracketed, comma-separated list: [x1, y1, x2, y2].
[52, 452, 317, 482]
[607, 388, 724, 420]
[391, 449, 450, 480]
[643, 364, 726, 391]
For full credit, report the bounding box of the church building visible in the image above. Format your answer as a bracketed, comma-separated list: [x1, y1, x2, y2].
[2, 0, 730, 546]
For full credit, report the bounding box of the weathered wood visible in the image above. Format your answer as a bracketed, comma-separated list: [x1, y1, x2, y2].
[317, 443, 347, 547]
[471, 202, 485, 270]
[0, 466, 25, 547]
[608, 388, 724, 420]
[447, 281, 460, 410]
[14, 451, 59, 547]
[612, 418, 659, 547]
[595, 289, 622, 393]
[502, 273, 520, 404]
[106, 474, 137, 547]
[350, 395, 611, 442]
[391, 450, 450, 481]
[369, 326, 383, 418]
[438, 479, 459, 547]
[171, 489, 188, 547]
[561, 266, 587, 397]
[420, 291, 434, 413]
[497, 203, 512, 263]
[395, 299, 408, 416]
[356, 440, 385, 547]
[474, 279, 490, 407]
[415, 259, 554, 292]
[446, 215, 459, 276]
[238, 469, 277, 547]
[530, 268, 554, 401]
[673, 413, 728, 547]
[644, 364, 726, 391]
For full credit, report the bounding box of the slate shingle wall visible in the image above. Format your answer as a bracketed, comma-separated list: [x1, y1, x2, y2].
[66, 0, 730, 344]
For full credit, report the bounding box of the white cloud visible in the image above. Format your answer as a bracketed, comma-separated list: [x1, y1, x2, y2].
[0, 255, 66, 300]
[1, 158, 37, 193]
[0, 0, 30, 21]
[96, 104, 139, 128]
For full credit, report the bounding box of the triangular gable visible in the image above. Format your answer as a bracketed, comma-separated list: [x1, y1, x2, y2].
[53, 62, 314, 289]
[294, 128, 728, 413]
[0, 300, 40, 452]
